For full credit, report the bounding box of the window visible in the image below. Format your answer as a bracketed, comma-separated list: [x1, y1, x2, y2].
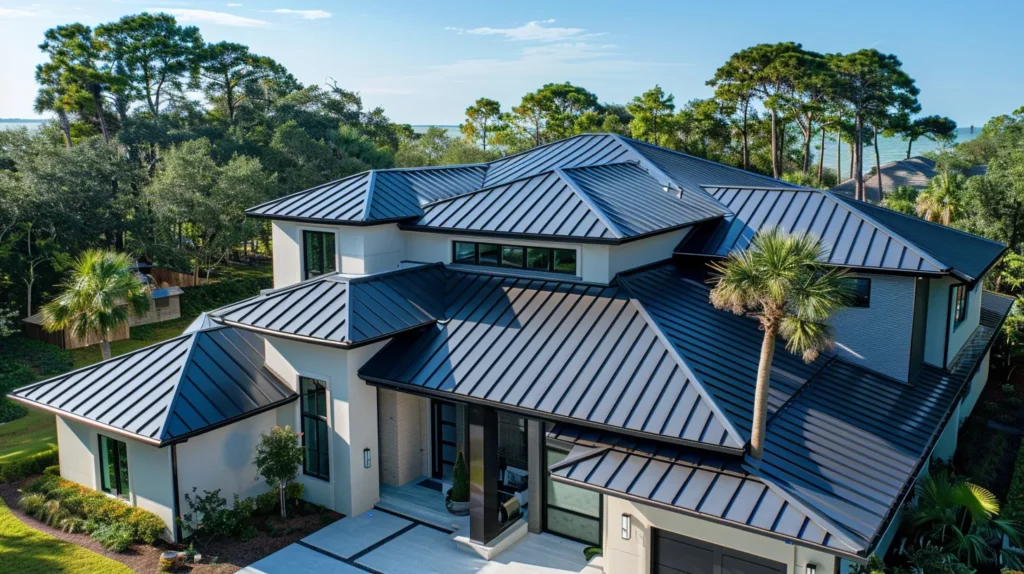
[451, 242, 577, 275]
[953, 284, 969, 327]
[546, 437, 601, 544]
[302, 231, 336, 279]
[300, 377, 330, 480]
[98, 435, 129, 498]
[844, 278, 871, 308]
[155, 297, 170, 309]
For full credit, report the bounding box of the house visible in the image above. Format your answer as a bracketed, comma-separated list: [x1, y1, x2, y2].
[21, 286, 184, 350]
[11, 133, 1012, 573]
[831, 156, 987, 202]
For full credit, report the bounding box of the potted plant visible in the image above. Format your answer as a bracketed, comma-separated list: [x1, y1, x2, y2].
[445, 450, 470, 516]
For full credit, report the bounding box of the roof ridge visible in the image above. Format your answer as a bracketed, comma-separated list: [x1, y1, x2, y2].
[346, 262, 444, 284]
[618, 134, 794, 188]
[155, 331, 203, 442]
[614, 273, 748, 449]
[372, 163, 488, 173]
[483, 133, 597, 167]
[361, 170, 378, 221]
[419, 168, 568, 209]
[554, 167, 625, 240]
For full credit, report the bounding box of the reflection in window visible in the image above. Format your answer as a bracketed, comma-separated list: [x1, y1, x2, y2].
[953, 284, 968, 327]
[303, 231, 336, 279]
[545, 438, 601, 545]
[99, 435, 129, 498]
[451, 242, 577, 275]
[301, 377, 330, 480]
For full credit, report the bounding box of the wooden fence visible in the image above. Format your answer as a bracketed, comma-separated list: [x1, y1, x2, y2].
[149, 266, 213, 288]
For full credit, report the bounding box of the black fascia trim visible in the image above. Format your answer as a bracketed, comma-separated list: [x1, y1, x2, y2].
[245, 212, 418, 226]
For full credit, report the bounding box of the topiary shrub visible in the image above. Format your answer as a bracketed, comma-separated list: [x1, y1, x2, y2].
[451, 450, 469, 503]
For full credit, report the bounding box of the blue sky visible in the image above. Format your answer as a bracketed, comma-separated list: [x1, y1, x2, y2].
[1, 0, 1021, 125]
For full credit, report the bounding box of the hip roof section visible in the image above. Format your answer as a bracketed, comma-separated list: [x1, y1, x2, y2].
[10, 327, 295, 446]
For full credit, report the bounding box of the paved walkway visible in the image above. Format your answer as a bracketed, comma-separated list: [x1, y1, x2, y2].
[241, 506, 589, 574]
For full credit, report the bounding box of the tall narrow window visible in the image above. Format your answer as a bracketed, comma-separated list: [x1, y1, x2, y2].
[303, 231, 336, 279]
[300, 377, 330, 480]
[953, 284, 968, 327]
[98, 435, 129, 498]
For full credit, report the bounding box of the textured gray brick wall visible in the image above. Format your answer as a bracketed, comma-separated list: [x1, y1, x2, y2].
[377, 389, 424, 486]
[829, 274, 916, 381]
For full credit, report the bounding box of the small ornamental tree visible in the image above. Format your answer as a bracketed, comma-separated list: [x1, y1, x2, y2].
[451, 450, 469, 503]
[253, 426, 304, 519]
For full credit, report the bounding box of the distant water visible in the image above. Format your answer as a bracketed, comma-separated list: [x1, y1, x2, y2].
[0, 121, 44, 131]
[411, 125, 461, 138]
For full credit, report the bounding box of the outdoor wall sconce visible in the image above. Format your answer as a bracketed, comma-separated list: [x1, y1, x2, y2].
[363, 448, 372, 469]
[621, 514, 631, 540]
[806, 564, 817, 574]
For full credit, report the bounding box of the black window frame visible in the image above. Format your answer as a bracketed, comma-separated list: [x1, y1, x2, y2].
[451, 241, 577, 276]
[98, 434, 129, 498]
[302, 230, 337, 279]
[953, 284, 969, 327]
[300, 376, 330, 481]
[844, 278, 871, 308]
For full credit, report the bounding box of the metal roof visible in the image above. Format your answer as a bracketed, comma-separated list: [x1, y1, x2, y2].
[246, 165, 488, 224]
[676, 186, 955, 275]
[831, 156, 987, 201]
[547, 425, 859, 556]
[210, 264, 445, 347]
[10, 327, 295, 446]
[831, 195, 1006, 283]
[617, 263, 828, 442]
[402, 163, 727, 243]
[359, 269, 745, 452]
[482, 134, 635, 188]
[756, 290, 1013, 554]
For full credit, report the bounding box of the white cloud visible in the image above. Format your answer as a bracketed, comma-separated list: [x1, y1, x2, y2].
[227, 3, 242, 6]
[446, 19, 599, 42]
[148, 8, 270, 27]
[268, 8, 331, 20]
[0, 6, 42, 18]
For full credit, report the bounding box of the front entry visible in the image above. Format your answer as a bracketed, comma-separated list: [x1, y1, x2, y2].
[652, 529, 785, 574]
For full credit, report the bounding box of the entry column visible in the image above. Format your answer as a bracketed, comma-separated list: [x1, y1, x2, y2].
[469, 404, 500, 544]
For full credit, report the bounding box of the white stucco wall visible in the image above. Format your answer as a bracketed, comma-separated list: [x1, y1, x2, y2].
[272, 221, 406, 288]
[924, 276, 983, 368]
[264, 335, 383, 516]
[56, 417, 175, 541]
[960, 351, 991, 422]
[829, 274, 917, 380]
[175, 408, 279, 516]
[604, 495, 842, 574]
[947, 280, 982, 365]
[606, 228, 692, 279]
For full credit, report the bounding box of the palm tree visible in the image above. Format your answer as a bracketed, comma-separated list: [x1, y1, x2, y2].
[41, 250, 149, 360]
[917, 169, 966, 226]
[909, 471, 1023, 567]
[708, 228, 851, 460]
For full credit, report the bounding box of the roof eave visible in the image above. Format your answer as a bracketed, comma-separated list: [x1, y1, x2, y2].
[8, 395, 164, 447]
[244, 212, 418, 226]
[214, 318, 437, 350]
[160, 392, 299, 446]
[673, 251, 949, 278]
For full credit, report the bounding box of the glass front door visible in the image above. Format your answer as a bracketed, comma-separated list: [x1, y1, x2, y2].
[432, 400, 457, 481]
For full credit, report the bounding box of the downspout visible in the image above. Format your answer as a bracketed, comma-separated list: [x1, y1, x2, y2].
[171, 444, 182, 543]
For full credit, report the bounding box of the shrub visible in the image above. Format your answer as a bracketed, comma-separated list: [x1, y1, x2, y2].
[1005, 384, 1016, 393]
[1005, 441, 1024, 521]
[0, 447, 59, 483]
[180, 488, 256, 544]
[18, 493, 47, 519]
[254, 481, 304, 515]
[179, 277, 272, 318]
[254, 426, 304, 519]
[91, 522, 135, 552]
[451, 450, 469, 503]
[43, 464, 60, 476]
[0, 397, 27, 423]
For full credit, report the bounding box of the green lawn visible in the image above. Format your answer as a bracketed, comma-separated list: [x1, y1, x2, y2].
[0, 496, 132, 574]
[0, 411, 57, 463]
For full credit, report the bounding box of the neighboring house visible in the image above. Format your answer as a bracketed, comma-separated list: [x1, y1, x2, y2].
[831, 156, 987, 202]
[21, 286, 184, 350]
[11, 133, 1012, 574]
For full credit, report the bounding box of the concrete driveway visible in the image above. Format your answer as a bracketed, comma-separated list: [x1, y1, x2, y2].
[240, 507, 589, 574]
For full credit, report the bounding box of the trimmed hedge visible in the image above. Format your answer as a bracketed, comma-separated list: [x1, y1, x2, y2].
[24, 474, 165, 546]
[179, 277, 272, 318]
[1004, 441, 1024, 521]
[0, 448, 58, 483]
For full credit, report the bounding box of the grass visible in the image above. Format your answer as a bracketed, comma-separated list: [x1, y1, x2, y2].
[69, 317, 195, 369]
[0, 411, 57, 463]
[0, 495, 132, 574]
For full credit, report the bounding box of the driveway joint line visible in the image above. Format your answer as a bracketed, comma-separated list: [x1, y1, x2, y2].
[372, 504, 457, 534]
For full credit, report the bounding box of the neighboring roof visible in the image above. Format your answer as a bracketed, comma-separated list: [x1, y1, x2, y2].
[359, 268, 746, 452]
[546, 290, 1013, 558]
[676, 186, 1006, 281]
[617, 263, 827, 442]
[831, 156, 987, 200]
[403, 162, 727, 243]
[246, 165, 488, 224]
[210, 264, 445, 348]
[547, 425, 859, 557]
[10, 327, 295, 446]
[151, 286, 184, 299]
[756, 290, 1013, 555]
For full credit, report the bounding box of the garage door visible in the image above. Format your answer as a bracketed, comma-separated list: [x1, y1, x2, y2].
[652, 529, 786, 574]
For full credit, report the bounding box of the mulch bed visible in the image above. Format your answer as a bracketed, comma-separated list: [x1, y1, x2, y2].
[0, 477, 342, 573]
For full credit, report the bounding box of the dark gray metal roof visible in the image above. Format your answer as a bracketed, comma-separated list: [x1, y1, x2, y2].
[482, 134, 635, 188]
[403, 163, 727, 243]
[210, 264, 445, 347]
[547, 425, 859, 556]
[617, 263, 827, 442]
[359, 269, 745, 452]
[246, 165, 488, 224]
[756, 290, 1013, 555]
[10, 327, 295, 446]
[676, 186, 954, 275]
[831, 195, 1006, 283]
